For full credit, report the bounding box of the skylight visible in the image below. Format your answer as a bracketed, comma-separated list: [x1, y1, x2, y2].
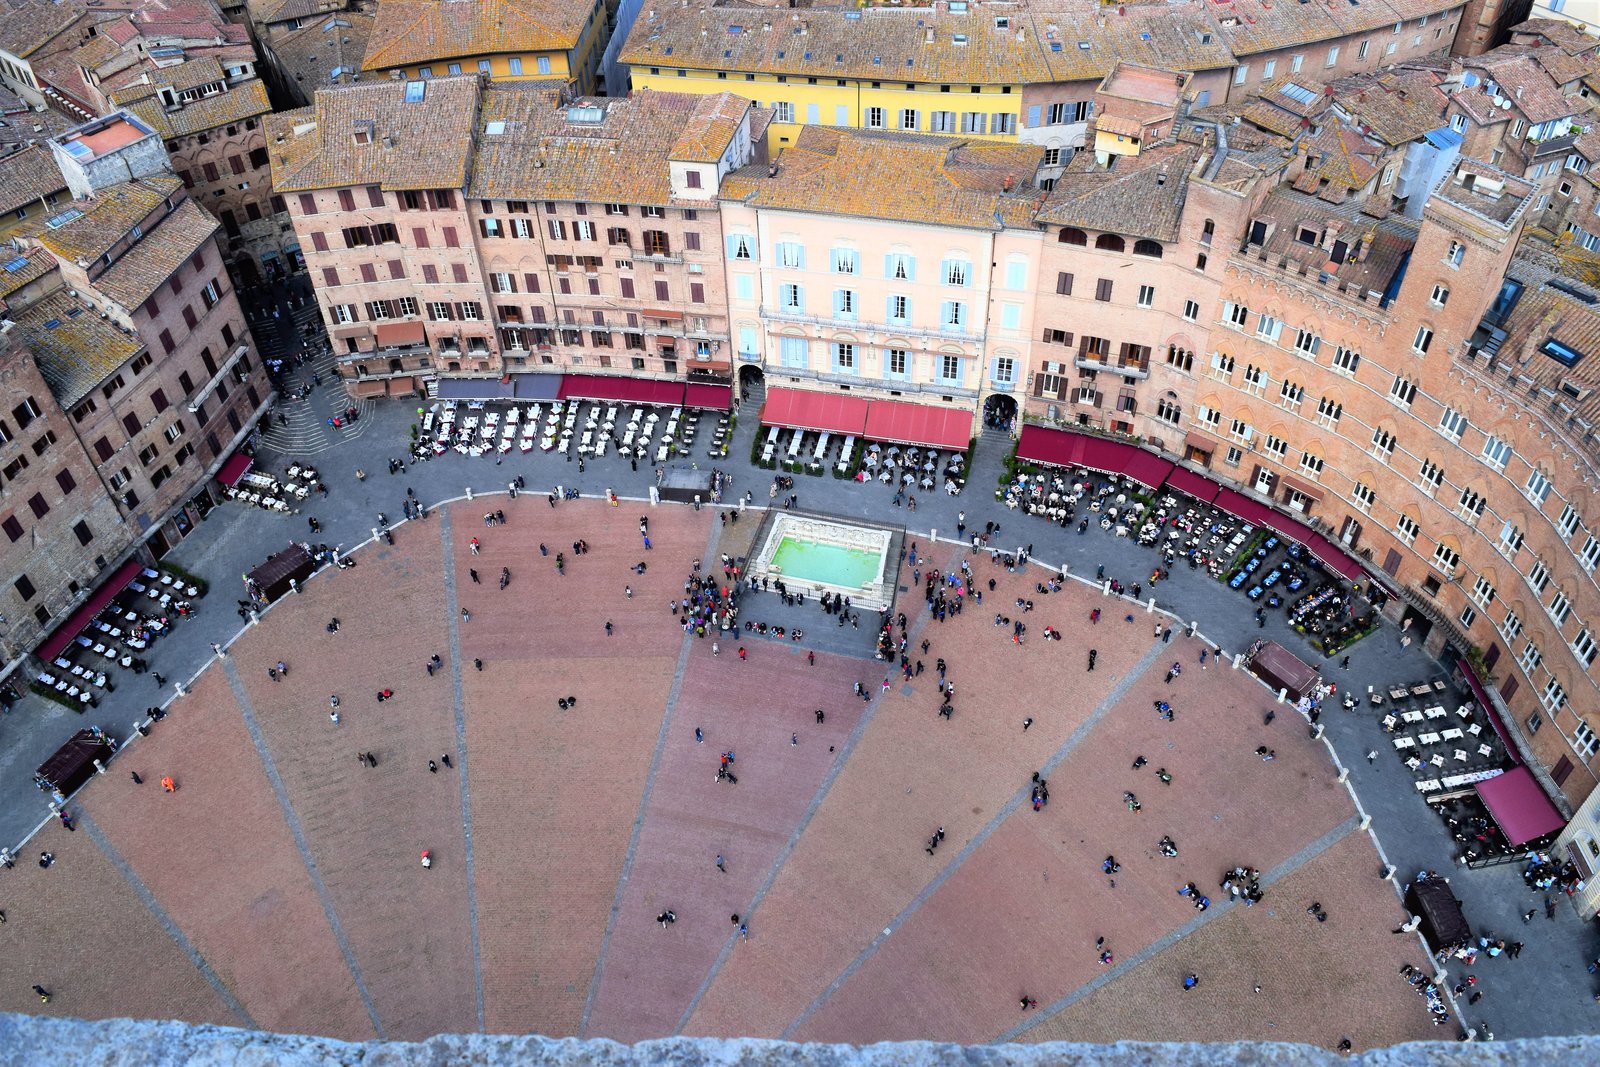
[403, 80, 425, 103]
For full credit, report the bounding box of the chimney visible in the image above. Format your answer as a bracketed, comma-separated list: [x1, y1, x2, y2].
[1356, 231, 1374, 263]
[926, 27, 934, 44]
[1002, 172, 1015, 191]
[1156, 169, 1166, 186]
[768, 161, 778, 177]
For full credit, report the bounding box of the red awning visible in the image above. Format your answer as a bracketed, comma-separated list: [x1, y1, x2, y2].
[760, 387, 869, 435]
[862, 400, 972, 451]
[1214, 487, 1280, 530]
[1016, 426, 1173, 488]
[1476, 767, 1564, 846]
[1164, 466, 1219, 503]
[375, 321, 426, 347]
[1458, 657, 1519, 763]
[683, 383, 732, 410]
[1308, 534, 1367, 581]
[36, 559, 146, 661]
[216, 453, 253, 487]
[558, 374, 685, 407]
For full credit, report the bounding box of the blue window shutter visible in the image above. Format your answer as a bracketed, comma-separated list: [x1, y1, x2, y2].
[939, 259, 950, 285]
[904, 256, 915, 282]
[940, 300, 951, 326]
[884, 253, 894, 278]
[1027, 105, 1041, 128]
[833, 289, 843, 315]
[886, 295, 897, 321]
[795, 246, 806, 271]
[726, 235, 741, 259]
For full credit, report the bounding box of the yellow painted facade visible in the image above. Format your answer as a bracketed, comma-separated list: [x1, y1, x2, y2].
[628, 67, 1022, 147]
[1093, 128, 1142, 158]
[364, 0, 608, 95]
[385, 50, 573, 85]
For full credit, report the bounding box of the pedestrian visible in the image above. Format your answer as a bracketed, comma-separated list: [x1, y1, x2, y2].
[474, 658, 483, 671]
[1523, 909, 1536, 923]
[738, 646, 747, 660]
[1340, 655, 1351, 670]
[716, 854, 727, 873]
[808, 650, 815, 666]
[1023, 717, 1033, 731]
[470, 569, 481, 584]
[605, 621, 614, 637]
[791, 733, 798, 746]
[695, 727, 704, 744]
[33, 985, 50, 1003]
[1509, 941, 1523, 958]
[816, 709, 825, 724]
[461, 608, 471, 622]
[1088, 649, 1097, 671]
[441, 753, 452, 768]
[429, 760, 438, 773]
[130, 771, 142, 785]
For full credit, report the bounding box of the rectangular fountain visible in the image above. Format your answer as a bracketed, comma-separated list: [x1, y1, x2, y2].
[749, 513, 897, 612]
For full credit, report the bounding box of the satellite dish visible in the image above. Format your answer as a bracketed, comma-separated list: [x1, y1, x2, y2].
[1500, 98, 1512, 110]
[1490, 95, 1504, 106]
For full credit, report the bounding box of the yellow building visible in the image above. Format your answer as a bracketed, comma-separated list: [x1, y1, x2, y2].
[360, 0, 610, 96]
[620, 4, 1235, 149]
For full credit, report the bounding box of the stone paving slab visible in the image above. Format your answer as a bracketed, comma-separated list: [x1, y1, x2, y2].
[1022, 830, 1439, 1050]
[0, 814, 240, 1028]
[228, 531, 475, 1041]
[78, 669, 374, 1040]
[684, 555, 1157, 1039]
[584, 638, 863, 1043]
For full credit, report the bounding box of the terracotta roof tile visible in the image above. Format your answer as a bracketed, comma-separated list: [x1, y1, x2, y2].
[622, 5, 1234, 88]
[267, 73, 482, 192]
[94, 197, 219, 309]
[0, 0, 83, 60]
[13, 288, 144, 408]
[268, 11, 375, 94]
[469, 86, 747, 204]
[123, 79, 272, 140]
[1037, 142, 1200, 242]
[361, 0, 592, 73]
[0, 245, 55, 301]
[0, 145, 68, 217]
[1465, 50, 1582, 124]
[32, 176, 184, 266]
[722, 126, 1043, 231]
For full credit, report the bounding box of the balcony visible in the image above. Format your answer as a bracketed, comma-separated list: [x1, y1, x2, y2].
[630, 249, 683, 265]
[1528, 131, 1579, 161]
[1074, 355, 1148, 380]
[759, 306, 984, 343]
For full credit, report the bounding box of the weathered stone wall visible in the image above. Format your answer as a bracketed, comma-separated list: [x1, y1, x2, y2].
[0, 1014, 1588, 1067]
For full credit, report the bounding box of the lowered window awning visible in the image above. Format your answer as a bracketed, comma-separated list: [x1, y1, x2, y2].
[375, 321, 427, 348]
[759, 387, 869, 435]
[683, 382, 732, 410]
[215, 452, 253, 487]
[1475, 766, 1564, 847]
[558, 374, 684, 406]
[36, 559, 145, 662]
[435, 377, 515, 400]
[1016, 425, 1174, 489]
[1164, 466, 1219, 503]
[862, 400, 972, 451]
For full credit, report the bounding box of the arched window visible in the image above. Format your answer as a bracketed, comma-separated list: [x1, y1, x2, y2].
[1133, 239, 1163, 259]
[1155, 391, 1182, 426]
[1094, 233, 1125, 253]
[1201, 219, 1215, 246]
[1059, 227, 1088, 246]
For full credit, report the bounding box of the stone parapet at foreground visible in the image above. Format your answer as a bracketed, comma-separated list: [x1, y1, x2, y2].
[0, 1015, 1587, 1066]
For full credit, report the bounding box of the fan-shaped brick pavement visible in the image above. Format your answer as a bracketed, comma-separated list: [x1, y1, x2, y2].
[0, 499, 1440, 1051]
